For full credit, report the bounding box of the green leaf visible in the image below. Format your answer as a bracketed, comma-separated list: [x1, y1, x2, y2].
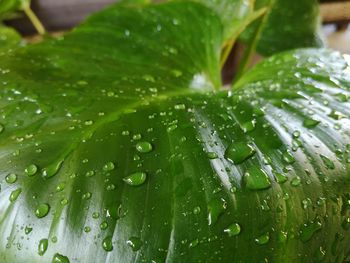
[0, 2, 350, 263]
[190, 0, 253, 41]
[0, 25, 21, 52]
[241, 0, 324, 56]
[0, 0, 30, 19]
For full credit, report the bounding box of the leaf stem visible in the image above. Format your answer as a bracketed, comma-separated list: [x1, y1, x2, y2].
[220, 7, 267, 69]
[23, 7, 46, 35]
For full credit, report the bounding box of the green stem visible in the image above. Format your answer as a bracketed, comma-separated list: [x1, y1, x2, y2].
[232, 0, 274, 84]
[23, 7, 46, 35]
[220, 8, 267, 69]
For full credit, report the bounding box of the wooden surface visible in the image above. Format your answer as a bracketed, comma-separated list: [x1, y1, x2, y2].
[320, 1, 350, 23]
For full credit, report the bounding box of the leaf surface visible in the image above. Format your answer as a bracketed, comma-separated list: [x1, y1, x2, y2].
[241, 0, 323, 55]
[0, 2, 349, 263]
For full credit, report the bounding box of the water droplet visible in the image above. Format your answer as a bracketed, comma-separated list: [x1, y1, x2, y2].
[174, 104, 186, 110]
[82, 192, 92, 200]
[278, 231, 288, 243]
[314, 246, 326, 262]
[208, 198, 226, 225]
[38, 239, 48, 256]
[189, 238, 199, 248]
[52, 253, 70, 263]
[341, 218, 350, 230]
[241, 120, 256, 133]
[106, 184, 116, 191]
[60, 198, 68, 205]
[224, 223, 241, 237]
[320, 155, 335, 170]
[35, 203, 50, 218]
[25, 164, 38, 177]
[103, 162, 115, 172]
[300, 219, 322, 242]
[136, 141, 153, 153]
[84, 226, 91, 233]
[123, 172, 147, 186]
[56, 182, 66, 192]
[291, 176, 301, 187]
[225, 142, 256, 164]
[102, 236, 113, 252]
[193, 206, 201, 215]
[51, 237, 58, 244]
[244, 167, 271, 190]
[42, 160, 63, 179]
[25, 226, 33, 234]
[122, 130, 130, 136]
[274, 171, 288, 184]
[282, 150, 295, 164]
[142, 74, 155, 82]
[255, 232, 270, 245]
[132, 134, 142, 140]
[92, 212, 100, 219]
[5, 173, 17, 184]
[100, 221, 108, 230]
[85, 170, 95, 177]
[292, 130, 301, 138]
[329, 110, 346, 120]
[84, 120, 94, 126]
[9, 188, 22, 202]
[303, 118, 320, 128]
[126, 237, 142, 251]
[207, 152, 218, 159]
[167, 124, 178, 133]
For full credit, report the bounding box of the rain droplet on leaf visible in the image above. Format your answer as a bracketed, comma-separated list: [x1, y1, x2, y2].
[282, 150, 295, 164]
[5, 173, 17, 184]
[255, 232, 270, 245]
[52, 253, 70, 263]
[207, 152, 218, 159]
[291, 176, 302, 187]
[224, 223, 241, 237]
[103, 162, 115, 172]
[300, 219, 322, 242]
[225, 142, 256, 164]
[303, 118, 320, 128]
[320, 155, 335, 170]
[35, 203, 50, 218]
[9, 188, 22, 202]
[189, 238, 199, 248]
[102, 236, 113, 252]
[274, 172, 288, 184]
[126, 237, 142, 251]
[241, 120, 256, 133]
[136, 141, 153, 153]
[123, 172, 147, 186]
[42, 160, 63, 179]
[244, 167, 271, 190]
[38, 239, 48, 256]
[25, 164, 38, 177]
[208, 198, 226, 225]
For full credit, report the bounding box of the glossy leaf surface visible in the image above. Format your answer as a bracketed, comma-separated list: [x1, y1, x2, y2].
[241, 0, 323, 56]
[0, 1, 350, 263]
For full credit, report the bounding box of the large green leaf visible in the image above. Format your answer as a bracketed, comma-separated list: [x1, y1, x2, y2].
[0, 2, 350, 263]
[241, 0, 324, 56]
[0, 25, 21, 52]
[191, 0, 252, 41]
